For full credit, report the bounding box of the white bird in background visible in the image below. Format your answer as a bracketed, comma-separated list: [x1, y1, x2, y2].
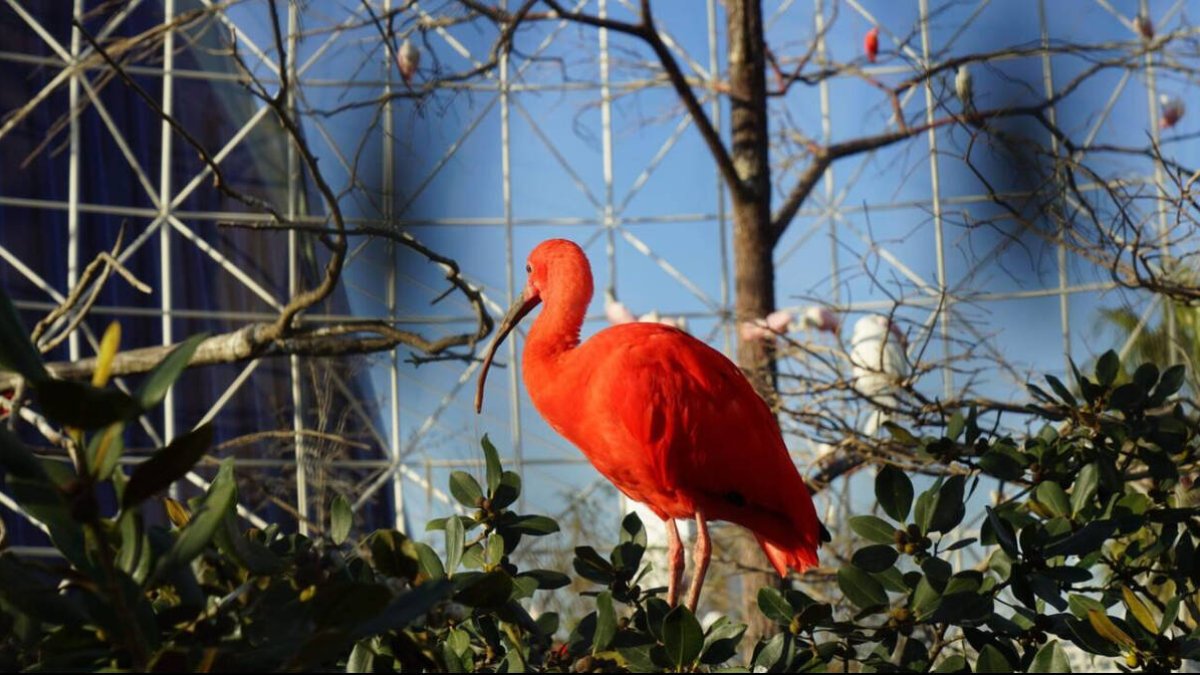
[1160, 95, 1185, 130]
[739, 305, 841, 342]
[849, 315, 908, 436]
[954, 64, 974, 114]
[603, 290, 689, 332]
[397, 37, 420, 86]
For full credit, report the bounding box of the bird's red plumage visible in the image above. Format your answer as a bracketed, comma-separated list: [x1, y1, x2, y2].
[518, 240, 823, 576]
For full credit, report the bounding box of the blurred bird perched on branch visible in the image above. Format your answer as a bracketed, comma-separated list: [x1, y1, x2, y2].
[1161, 95, 1185, 130]
[863, 27, 879, 64]
[1134, 13, 1154, 40]
[849, 315, 908, 436]
[397, 37, 420, 86]
[955, 65, 974, 114]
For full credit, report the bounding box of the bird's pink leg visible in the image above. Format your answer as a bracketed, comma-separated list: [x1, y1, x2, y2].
[685, 511, 711, 612]
[665, 518, 685, 607]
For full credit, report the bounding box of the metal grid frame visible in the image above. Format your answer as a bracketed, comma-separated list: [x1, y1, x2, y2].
[0, 0, 1179, 587]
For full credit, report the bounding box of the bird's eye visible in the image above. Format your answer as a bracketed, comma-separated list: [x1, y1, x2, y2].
[525, 264, 532, 274]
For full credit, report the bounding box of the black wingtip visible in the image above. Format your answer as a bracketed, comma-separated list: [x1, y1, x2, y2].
[819, 522, 832, 544]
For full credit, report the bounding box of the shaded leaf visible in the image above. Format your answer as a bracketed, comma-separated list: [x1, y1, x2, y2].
[153, 458, 237, 579]
[1095, 350, 1119, 387]
[449, 471, 483, 508]
[837, 565, 888, 608]
[0, 287, 47, 381]
[444, 516, 465, 575]
[330, 495, 352, 545]
[593, 591, 616, 654]
[1030, 640, 1072, 673]
[481, 434, 503, 497]
[849, 515, 897, 545]
[662, 605, 703, 669]
[851, 544, 899, 573]
[876, 465, 913, 522]
[34, 379, 139, 429]
[121, 423, 214, 509]
[757, 587, 793, 624]
[134, 333, 208, 411]
[975, 644, 1012, 672]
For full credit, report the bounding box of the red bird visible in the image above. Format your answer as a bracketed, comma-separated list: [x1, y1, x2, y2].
[475, 239, 827, 610]
[864, 27, 880, 64]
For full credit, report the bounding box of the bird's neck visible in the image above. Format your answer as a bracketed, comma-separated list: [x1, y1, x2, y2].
[525, 290, 587, 366]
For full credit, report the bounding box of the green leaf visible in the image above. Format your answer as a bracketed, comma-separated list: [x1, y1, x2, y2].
[452, 569, 512, 608]
[574, 546, 615, 584]
[492, 470, 521, 510]
[927, 475, 966, 533]
[946, 410, 965, 441]
[347, 639, 376, 673]
[837, 565, 888, 608]
[0, 556, 86, 625]
[87, 422, 126, 481]
[1095, 350, 1119, 387]
[593, 590, 616, 654]
[1156, 364, 1187, 398]
[1071, 463, 1099, 517]
[1044, 520, 1116, 557]
[153, 458, 237, 579]
[34, 379, 139, 429]
[413, 542, 445, 580]
[449, 471, 483, 508]
[985, 507, 1018, 558]
[1030, 640, 1072, 673]
[481, 434, 503, 497]
[1133, 363, 1159, 390]
[445, 516, 465, 575]
[975, 644, 1012, 672]
[0, 289, 47, 381]
[517, 569, 570, 590]
[849, 515, 898, 545]
[662, 605, 704, 669]
[932, 655, 968, 672]
[757, 587, 794, 624]
[213, 510, 284, 576]
[753, 633, 787, 671]
[330, 494, 352, 545]
[121, 423, 214, 509]
[978, 447, 1026, 481]
[851, 544, 899, 573]
[134, 333, 208, 411]
[876, 465, 913, 522]
[701, 617, 747, 665]
[1045, 374, 1077, 406]
[0, 428, 88, 569]
[116, 511, 154, 584]
[1035, 481, 1071, 519]
[506, 514, 559, 535]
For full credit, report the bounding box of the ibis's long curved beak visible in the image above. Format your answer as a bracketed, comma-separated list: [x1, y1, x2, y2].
[475, 293, 541, 413]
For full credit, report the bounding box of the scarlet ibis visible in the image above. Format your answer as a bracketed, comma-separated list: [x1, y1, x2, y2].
[1160, 95, 1185, 130]
[397, 37, 420, 86]
[849, 315, 908, 436]
[955, 65, 974, 114]
[864, 27, 880, 64]
[475, 239, 827, 610]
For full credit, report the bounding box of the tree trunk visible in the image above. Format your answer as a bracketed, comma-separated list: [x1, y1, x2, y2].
[726, 0, 779, 644]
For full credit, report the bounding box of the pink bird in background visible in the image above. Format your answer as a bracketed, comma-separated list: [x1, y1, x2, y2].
[864, 27, 880, 64]
[1160, 95, 1185, 130]
[739, 305, 839, 342]
[604, 289, 688, 332]
[397, 37, 420, 86]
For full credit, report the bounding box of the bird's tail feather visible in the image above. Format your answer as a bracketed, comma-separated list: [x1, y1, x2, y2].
[756, 535, 819, 577]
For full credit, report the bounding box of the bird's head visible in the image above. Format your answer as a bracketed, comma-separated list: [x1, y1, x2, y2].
[475, 239, 593, 413]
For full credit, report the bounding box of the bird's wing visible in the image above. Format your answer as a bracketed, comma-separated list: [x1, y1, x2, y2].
[579, 325, 820, 547]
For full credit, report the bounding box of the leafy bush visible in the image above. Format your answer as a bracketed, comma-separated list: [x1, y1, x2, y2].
[2, 271, 1200, 672]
